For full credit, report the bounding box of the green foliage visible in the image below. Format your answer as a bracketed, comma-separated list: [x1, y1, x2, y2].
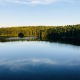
[46, 24, 80, 39]
[0, 24, 80, 38]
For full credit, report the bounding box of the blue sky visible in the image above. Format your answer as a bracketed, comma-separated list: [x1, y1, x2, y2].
[0, 0, 80, 27]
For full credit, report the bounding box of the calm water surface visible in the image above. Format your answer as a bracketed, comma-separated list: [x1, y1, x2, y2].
[0, 37, 80, 80]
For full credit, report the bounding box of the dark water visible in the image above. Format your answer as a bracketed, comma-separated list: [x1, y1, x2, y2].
[0, 37, 80, 80]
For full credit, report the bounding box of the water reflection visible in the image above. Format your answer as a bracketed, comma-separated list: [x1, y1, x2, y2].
[0, 37, 80, 80]
[0, 37, 80, 46]
[0, 37, 39, 42]
[1, 58, 80, 70]
[45, 38, 80, 46]
[0, 58, 80, 80]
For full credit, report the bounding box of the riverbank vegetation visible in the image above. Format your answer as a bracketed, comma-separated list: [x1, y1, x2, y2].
[46, 24, 80, 39]
[0, 24, 80, 39]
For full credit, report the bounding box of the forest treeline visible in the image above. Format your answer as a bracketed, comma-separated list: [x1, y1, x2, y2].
[46, 24, 80, 39]
[0, 24, 80, 39]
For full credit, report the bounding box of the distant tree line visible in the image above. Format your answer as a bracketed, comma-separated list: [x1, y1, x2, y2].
[45, 24, 80, 39]
[0, 24, 80, 39]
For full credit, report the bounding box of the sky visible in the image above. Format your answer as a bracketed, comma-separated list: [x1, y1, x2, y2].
[0, 0, 80, 27]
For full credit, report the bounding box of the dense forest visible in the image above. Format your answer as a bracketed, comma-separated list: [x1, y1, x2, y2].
[46, 24, 80, 39]
[0, 24, 80, 39]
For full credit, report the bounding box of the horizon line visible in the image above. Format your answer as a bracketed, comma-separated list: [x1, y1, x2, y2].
[0, 24, 80, 28]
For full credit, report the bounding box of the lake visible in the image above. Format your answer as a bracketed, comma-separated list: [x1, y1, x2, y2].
[0, 37, 80, 80]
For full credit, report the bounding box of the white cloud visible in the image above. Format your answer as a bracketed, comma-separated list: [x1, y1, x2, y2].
[0, 0, 77, 5]
[0, 0, 57, 5]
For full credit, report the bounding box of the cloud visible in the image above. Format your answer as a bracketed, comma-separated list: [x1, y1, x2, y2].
[0, 0, 57, 5]
[0, 0, 77, 5]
